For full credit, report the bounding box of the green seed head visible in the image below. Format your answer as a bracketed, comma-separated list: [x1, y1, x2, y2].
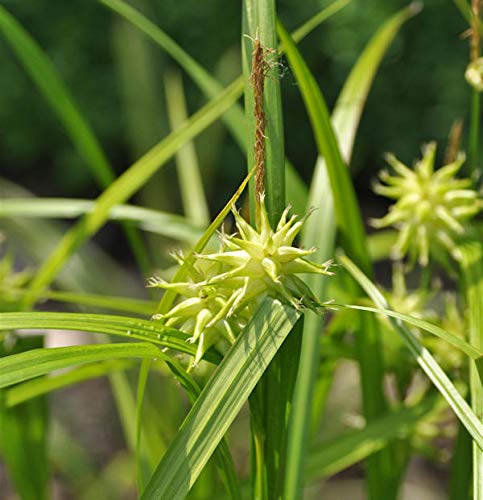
[372, 143, 482, 266]
[150, 197, 332, 368]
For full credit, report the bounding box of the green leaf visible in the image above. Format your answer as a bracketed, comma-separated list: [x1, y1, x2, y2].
[0, 311, 222, 364]
[0, 198, 204, 244]
[22, 78, 242, 308]
[277, 20, 369, 274]
[4, 360, 134, 407]
[458, 242, 483, 497]
[0, 343, 163, 390]
[141, 298, 300, 499]
[340, 253, 483, 451]
[277, 16, 395, 498]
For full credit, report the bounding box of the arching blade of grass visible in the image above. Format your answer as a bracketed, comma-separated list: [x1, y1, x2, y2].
[458, 242, 483, 497]
[285, 6, 419, 498]
[340, 253, 483, 450]
[4, 360, 135, 407]
[0, 343, 164, 390]
[98, 0, 350, 213]
[22, 79, 242, 309]
[0, 198, 204, 244]
[3, 289, 157, 317]
[278, 21, 373, 274]
[0, 311, 222, 363]
[0, 4, 150, 275]
[342, 304, 482, 362]
[305, 395, 438, 482]
[141, 298, 300, 500]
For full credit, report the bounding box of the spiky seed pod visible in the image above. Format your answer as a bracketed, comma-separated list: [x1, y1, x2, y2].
[372, 142, 482, 266]
[149, 197, 333, 368]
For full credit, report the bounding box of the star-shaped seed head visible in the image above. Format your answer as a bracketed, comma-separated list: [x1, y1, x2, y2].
[372, 143, 482, 266]
[149, 196, 333, 368]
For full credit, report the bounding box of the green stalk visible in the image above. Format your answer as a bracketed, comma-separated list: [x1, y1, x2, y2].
[458, 242, 483, 498]
[469, 89, 480, 181]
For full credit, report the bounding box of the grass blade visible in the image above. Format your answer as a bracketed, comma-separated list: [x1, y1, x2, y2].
[0, 343, 162, 390]
[0, 311, 221, 363]
[0, 198, 204, 244]
[340, 253, 483, 450]
[458, 242, 483, 497]
[342, 304, 481, 361]
[277, 20, 371, 273]
[141, 298, 300, 499]
[277, 18, 393, 498]
[4, 360, 134, 407]
[21, 79, 242, 308]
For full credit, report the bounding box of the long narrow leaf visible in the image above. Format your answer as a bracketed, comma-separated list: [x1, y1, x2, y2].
[342, 304, 481, 361]
[0, 343, 162, 390]
[0, 311, 222, 363]
[277, 17, 393, 498]
[458, 242, 483, 497]
[141, 298, 300, 499]
[0, 198, 203, 243]
[4, 360, 134, 407]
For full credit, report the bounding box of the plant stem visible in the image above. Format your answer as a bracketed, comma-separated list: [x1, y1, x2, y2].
[459, 242, 483, 498]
